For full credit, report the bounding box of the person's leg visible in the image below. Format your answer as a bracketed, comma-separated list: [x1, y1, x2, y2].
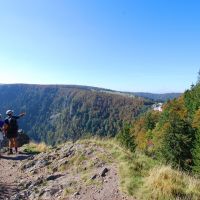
[0, 140, 2, 156]
[8, 139, 11, 154]
[8, 138, 13, 154]
[13, 137, 18, 153]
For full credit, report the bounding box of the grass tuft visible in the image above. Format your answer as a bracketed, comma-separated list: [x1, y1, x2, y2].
[139, 165, 200, 200]
[23, 142, 49, 154]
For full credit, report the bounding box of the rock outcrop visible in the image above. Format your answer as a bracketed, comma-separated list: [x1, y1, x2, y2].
[2, 141, 134, 200]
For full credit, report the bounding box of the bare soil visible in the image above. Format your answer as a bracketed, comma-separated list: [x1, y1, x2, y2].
[0, 153, 30, 200]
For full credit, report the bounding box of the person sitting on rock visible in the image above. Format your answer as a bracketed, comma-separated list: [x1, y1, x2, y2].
[4, 110, 26, 154]
[0, 114, 4, 157]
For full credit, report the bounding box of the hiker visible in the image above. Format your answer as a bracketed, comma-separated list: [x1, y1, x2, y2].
[0, 114, 4, 156]
[4, 110, 26, 154]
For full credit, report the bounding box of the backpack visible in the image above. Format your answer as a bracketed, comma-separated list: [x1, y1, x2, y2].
[7, 117, 18, 132]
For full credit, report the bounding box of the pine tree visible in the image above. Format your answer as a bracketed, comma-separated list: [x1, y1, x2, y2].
[161, 117, 194, 170]
[116, 124, 136, 153]
[192, 129, 200, 172]
[197, 69, 200, 85]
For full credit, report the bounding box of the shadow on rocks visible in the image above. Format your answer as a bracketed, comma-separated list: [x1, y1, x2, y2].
[0, 154, 31, 161]
[0, 182, 19, 200]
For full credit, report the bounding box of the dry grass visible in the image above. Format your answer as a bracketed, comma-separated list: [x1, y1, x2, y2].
[63, 181, 77, 197]
[139, 165, 200, 200]
[23, 142, 49, 153]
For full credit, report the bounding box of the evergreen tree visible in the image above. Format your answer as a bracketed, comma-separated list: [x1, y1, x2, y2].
[161, 117, 194, 170]
[197, 69, 200, 85]
[192, 129, 200, 172]
[116, 124, 136, 153]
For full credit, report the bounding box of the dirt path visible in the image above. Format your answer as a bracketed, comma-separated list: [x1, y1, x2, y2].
[0, 143, 136, 200]
[0, 153, 30, 200]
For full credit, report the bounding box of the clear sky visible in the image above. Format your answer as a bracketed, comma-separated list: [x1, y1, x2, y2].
[0, 0, 199, 93]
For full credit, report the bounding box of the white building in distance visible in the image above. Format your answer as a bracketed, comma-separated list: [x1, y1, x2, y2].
[152, 103, 163, 112]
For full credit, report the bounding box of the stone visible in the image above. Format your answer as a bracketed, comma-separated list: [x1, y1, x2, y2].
[91, 174, 97, 180]
[100, 167, 109, 177]
[46, 174, 63, 181]
[73, 191, 80, 196]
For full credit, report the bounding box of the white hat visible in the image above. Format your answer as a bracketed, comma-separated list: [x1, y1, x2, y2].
[6, 110, 14, 115]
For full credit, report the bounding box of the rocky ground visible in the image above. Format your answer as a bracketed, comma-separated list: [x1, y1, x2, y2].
[0, 153, 30, 200]
[0, 141, 135, 200]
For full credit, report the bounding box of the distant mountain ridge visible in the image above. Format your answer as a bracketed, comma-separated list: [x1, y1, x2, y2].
[132, 92, 182, 102]
[0, 84, 180, 144]
[0, 83, 181, 101]
[0, 84, 151, 144]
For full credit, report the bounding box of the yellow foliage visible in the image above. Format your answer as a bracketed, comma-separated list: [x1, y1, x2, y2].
[192, 108, 200, 128]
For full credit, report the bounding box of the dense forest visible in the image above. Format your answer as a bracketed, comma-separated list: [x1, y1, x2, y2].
[0, 84, 153, 145]
[127, 80, 200, 173]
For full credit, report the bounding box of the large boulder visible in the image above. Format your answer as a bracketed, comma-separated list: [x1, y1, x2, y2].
[17, 132, 30, 147]
[2, 130, 30, 147]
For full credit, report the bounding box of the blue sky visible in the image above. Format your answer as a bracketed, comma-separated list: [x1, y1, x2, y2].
[0, 0, 199, 93]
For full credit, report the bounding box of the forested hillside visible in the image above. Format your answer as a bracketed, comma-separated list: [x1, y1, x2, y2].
[131, 82, 200, 173]
[0, 84, 151, 145]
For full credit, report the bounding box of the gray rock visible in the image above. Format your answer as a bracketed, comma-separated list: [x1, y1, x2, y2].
[55, 157, 68, 168]
[27, 155, 35, 160]
[100, 167, 109, 177]
[73, 191, 80, 196]
[25, 181, 32, 189]
[42, 187, 60, 199]
[61, 145, 74, 158]
[52, 166, 58, 172]
[10, 194, 26, 200]
[46, 174, 63, 181]
[91, 174, 97, 180]
[29, 193, 37, 200]
[21, 160, 36, 170]
[32, 179, 43, 186]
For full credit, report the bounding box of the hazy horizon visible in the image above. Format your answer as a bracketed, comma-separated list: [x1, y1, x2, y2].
[0, 82, 183, 94]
